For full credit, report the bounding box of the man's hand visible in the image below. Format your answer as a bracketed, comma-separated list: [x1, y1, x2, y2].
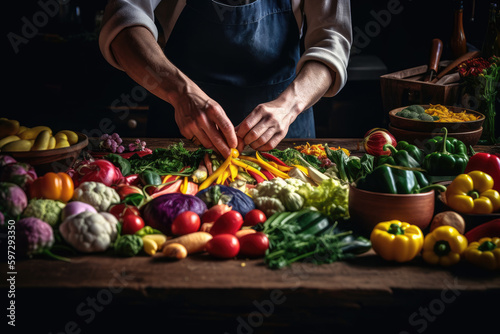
[172, 86, 238, 158]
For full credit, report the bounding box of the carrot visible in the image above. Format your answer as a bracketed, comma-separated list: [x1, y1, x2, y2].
[163, 243, 188, 260]
[204, 153, 213, 176]
[161, 231, 213, 254]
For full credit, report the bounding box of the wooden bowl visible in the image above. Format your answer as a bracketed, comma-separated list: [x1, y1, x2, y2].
[6, 132, 88, 175]
[389, 105, 484, 133]
[349, 184, 436, 235]
[388, 123, 482, 148]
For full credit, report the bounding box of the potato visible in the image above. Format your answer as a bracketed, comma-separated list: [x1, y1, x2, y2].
[430, 211, 466, 235]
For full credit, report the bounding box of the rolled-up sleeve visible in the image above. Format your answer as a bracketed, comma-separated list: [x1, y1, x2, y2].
[99, 0, 161, 70]
[298, 0, 352, 97]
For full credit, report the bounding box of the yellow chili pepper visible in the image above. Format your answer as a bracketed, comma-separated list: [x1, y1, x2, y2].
[422, 226, 468, 266]
[198, 149, 240, 191]
[179, 176, 189, 194]
[240, 152, 289, 179]
[446, 171, 500, 214]
[464, 237, 500, 270]
[229, 164, 238, 182]
[292, 164, 309, 176]
[370, 220, 424, 262]
[231, 159, 268, 181]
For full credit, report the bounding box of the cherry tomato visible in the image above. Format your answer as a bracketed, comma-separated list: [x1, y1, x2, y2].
[243, 209, 267, 226]
[109, 204, 140, 220]
[206, 234, 240, 258]
[238, 232, 269, 257]
[171, 211, 201, 235]
[121, 214, 145, 235]
[210, 210, 244, 236]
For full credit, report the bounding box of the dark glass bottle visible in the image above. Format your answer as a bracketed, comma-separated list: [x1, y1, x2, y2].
[451, 0, 467, 59]
[482, 2, 498, 58]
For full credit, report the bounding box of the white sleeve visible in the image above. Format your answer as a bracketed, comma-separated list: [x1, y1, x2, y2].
[298, 0, 352, 97]
[98, 0, 162, 70]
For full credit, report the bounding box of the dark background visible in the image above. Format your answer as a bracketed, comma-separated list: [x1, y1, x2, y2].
[3, 0, 496, 138]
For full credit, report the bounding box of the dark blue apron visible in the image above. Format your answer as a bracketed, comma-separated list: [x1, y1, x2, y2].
[147, 0, 315, 138]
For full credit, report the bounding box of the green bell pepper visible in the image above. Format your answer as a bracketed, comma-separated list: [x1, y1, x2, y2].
[379, 144, 421, 168]
[422, 127, 469, 176]
[356, 164, 446, 194]
[396, 141, 424, 164]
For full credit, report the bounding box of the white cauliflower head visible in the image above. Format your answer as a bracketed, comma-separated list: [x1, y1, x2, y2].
[59, 211, 118, 253]
[72, 181, 120, 212]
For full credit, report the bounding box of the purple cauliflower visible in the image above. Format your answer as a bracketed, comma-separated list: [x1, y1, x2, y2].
[16, 217, 54, 258]
[0, 162, 37, 191]
[0, 182, 28, 221]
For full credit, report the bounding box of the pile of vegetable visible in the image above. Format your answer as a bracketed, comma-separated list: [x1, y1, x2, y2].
[395, 104, 480, 122]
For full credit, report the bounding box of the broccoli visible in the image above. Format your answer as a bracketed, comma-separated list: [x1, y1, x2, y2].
[22, 198, 65, 226]
[418, 113, 435, 122]
[114, 234, 143, 257]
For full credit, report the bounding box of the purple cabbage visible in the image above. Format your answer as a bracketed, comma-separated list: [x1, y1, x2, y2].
[141, 193, 207, 235]
[0, 182, 28, 221]
[17, 217, 54, 258]
[0, 162, 37, 191]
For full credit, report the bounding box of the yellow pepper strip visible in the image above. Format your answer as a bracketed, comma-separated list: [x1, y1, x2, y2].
[179, 176, 189, 194]
[464, 237, 500, 270]
[199, 154, 233, 191]
[292, 164, 309, 176]
[162, 174, 180, 183]
[422, 226, 468, 266]
[229, 164, 238, 182]
[232, 159, 268, 181]
[370, 220, 424, 262]
[446, 171, 500, 214]
[240, 152, 289, 179]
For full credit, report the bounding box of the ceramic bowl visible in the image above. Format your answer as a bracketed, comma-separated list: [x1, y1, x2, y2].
[6, 132, 88, 175]
[348, 184, 437, 235]
[389, 105, 484, 133]
[388, 124, 482, 149]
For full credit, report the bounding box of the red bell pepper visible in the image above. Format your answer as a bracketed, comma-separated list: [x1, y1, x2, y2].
[465, 218, 500, 242]
[260, 169, 275, 180]
[464, 152, 500, 192]
[247, 170, 265, 183]
[260, 152, 289, 167]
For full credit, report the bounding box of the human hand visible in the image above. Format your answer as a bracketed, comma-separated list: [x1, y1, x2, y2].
[236, 100, 298, 152]
[173, 89, 238, 158]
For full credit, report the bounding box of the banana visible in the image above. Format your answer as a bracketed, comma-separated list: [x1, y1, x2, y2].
[17, 125, 28, 135]
[56, 130, 78, 145]
[48, 136, 56, 149]
[19, 126, 52, 140]
[55, 138, 70, 149]
[0, 135, 21, 149]
[32, 130, 51, 151]
[1, 139, 33, 152]
[0, 119, 20, 139]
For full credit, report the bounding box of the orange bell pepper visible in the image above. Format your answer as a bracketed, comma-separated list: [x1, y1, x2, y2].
[29, 172, 74, 202]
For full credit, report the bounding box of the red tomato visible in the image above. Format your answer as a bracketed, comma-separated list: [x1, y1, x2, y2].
[206, 234, 240, 258]
[243, 209, 267, 226]
[210, 210, 244, 236]
[171, 211, 201, 235]
[121, 214, 145, 235]
[238, 232, 269, 258]
[201, 204, 232, 223]
[109, 204, 140, 220]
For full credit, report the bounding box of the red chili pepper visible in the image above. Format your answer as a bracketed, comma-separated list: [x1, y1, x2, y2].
[464, 152, 500, 192]
[260, 152, 289, 167]
[260, 169, 275, 180]
[465, 218, 500, 242]
[247, 170, 265, 183]
[120, 174, 141, 186]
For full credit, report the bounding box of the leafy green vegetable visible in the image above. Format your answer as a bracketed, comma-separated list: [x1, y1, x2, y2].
[257, 210, 371, 269]
[297, 178, 349, 220]
[104, 153, 131, 176]
[324, 146, 374, 183]
[268, 148, 325, 172]
[128, 142, 212, 175]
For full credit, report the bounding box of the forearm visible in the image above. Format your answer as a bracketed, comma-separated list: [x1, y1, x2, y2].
[110, 25, 190, 106]
[277, 61, 335, 117]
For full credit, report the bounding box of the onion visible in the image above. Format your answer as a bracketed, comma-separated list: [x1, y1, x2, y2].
[362, 128, 397, 156]
[72, 159, 123, 187]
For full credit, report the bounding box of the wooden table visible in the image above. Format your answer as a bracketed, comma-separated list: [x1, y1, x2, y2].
[2, 138, 500, 334]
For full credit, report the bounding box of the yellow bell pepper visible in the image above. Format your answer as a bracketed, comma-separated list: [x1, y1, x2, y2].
[422, 226, 468, 266]
[464, 237, 500, 270]
[445, 171, 500, 214]
[370, 220, 424, 262]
